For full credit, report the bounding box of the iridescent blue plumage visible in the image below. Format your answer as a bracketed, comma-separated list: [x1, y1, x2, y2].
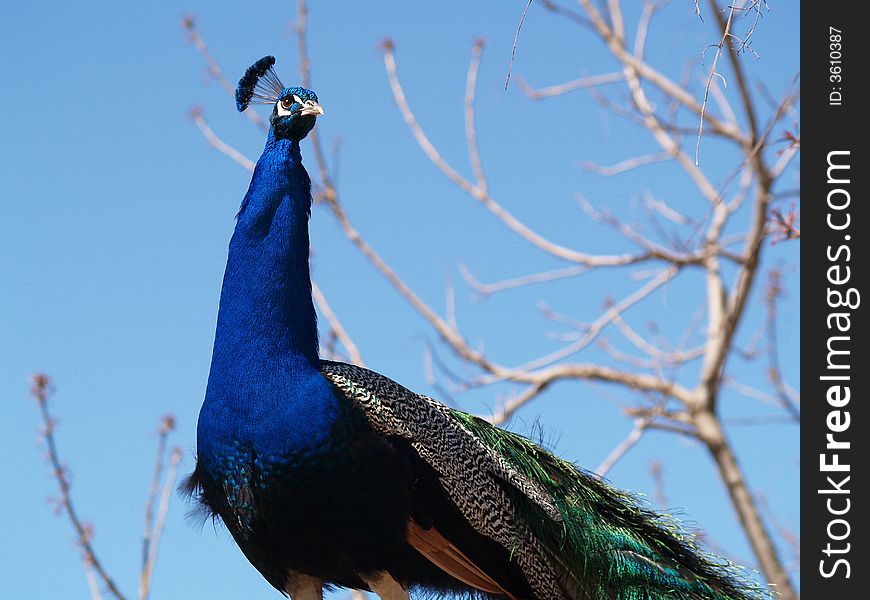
[188, 57, 764, 600]
[190, 58, 422, 596]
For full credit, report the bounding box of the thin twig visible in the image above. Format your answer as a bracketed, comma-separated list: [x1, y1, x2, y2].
[314, 184, 694, 404]
[184, 16, 267, 131]
[31, 374, 127, 600]
[471, 266, 681, 384]
[618, 52, 722, 204]
[632, 1, 659, 59]
[649, 460, 668, 508]
[642, 192, 693, 226]
[505, 0, 534, 90]
[762, 269, 800, 417]
[140, 416, 176, 600]
[606, 0, 625, 42]
[724, 376, 792, 410]
[460, 262, 590, 298]
[140, 447, 182, 600]
[581, 151, 671, 176]
[538, 0, 593, 28]
[465, 39, 488, 193]
[190, 107, 256, 172]
[488, 381, 550, 425]
[708, 72, 739, 127]
[611, 314, 705, 365]
[696, 4, 736, 165]
[574, 0, 748, 144]
[84, 559, 104, 600]
[382, 42, 678, 267]
[312, 281, 365, 366]
[599, 338, 691, 371]
[596, 418, 650, 476]
[517, 72, 623, 100]
[575, 195, 701, 264]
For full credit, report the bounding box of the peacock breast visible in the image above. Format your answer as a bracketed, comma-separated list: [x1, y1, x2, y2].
[196, 399, 356, 534]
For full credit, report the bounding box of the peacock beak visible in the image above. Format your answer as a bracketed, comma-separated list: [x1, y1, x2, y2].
[299, 101, 324, 117]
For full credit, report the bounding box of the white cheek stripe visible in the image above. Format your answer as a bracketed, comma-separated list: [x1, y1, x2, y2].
[277, 95, 306, 116]
[277, 96, 320, 117]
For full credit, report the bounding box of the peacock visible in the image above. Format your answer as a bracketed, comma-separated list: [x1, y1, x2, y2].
[186, 56, 765, 600]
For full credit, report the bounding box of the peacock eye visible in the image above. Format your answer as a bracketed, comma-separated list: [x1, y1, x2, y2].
[280, 98, 293, 110]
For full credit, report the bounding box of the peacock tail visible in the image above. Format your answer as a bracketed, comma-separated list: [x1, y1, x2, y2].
[323, 361, 768, 600]
[450, 411, 766, 600]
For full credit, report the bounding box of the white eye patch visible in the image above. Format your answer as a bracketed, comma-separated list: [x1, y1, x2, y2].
[276, 95, 305, 116]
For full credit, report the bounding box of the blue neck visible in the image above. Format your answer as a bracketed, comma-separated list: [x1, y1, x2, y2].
[212, 136, 319, 369]
[199, 135, 347, 463]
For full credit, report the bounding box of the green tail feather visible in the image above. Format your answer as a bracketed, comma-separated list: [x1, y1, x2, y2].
[450, 410, 770, 600]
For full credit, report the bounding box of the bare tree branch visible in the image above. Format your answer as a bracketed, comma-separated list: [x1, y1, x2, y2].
[382, 41, 662, 267]
[465, 39, 489, 193]
[312, 281, 365, 367]
[505, 0, 534, 90]
[460, 262, 590, 298]
[139, 416, 176, 600]
[761, 268, 800, 419]
[611, 314, 705, 365]
[632, 1, 660, 59]
[31, 374, 127, 600]
[140, 446, 181, 600]
[581, 151, 671, 176]
[190, 107, 256, 172]
[573, 0, 749, 145]
[517, 72, 624, 100]
[596, 418, 650, 476]
[84, 559, 104, 600]
[487, 381, 550, 425]
[696, 3, 737, 165]
[184, 16, 267, 132]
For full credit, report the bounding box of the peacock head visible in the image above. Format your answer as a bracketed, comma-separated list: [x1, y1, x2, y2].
[235, 56, 324, 142]
[270, 87, 323, 141]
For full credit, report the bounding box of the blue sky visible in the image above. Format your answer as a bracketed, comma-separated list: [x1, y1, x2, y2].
[1, 2, 799, 598]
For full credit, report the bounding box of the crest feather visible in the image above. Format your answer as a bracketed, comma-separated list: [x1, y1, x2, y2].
[235, 55, 284, 112]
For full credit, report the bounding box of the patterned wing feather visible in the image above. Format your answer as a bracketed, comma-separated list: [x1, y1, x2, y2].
[322, 361, 565, 599]
[320, 361, 766, 600]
